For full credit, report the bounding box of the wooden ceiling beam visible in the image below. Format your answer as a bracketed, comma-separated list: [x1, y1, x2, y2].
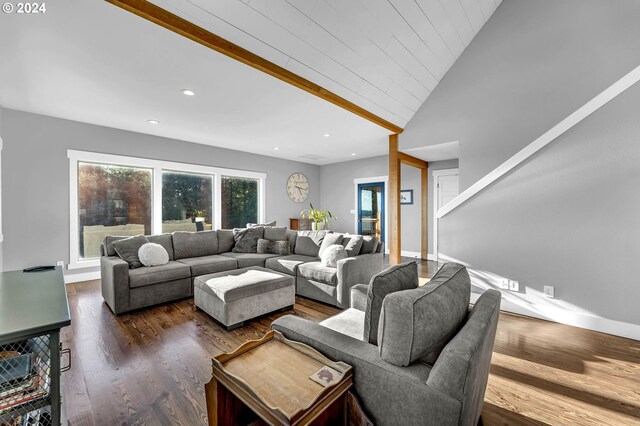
[397, 152, 427, 169]
[106, 0, 404, 134]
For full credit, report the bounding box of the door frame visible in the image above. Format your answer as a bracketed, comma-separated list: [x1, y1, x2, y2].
[432, 168, 459, 261]
[353, 176, 389, 254]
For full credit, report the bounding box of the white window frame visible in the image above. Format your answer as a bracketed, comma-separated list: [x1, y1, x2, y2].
[68, 150, 266, 270]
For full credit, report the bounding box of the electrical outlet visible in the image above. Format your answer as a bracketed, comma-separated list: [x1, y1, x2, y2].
[509, 280, 519, 292]
[544, 286, 555, 298]
[56, 260, 64, 267]
[500, 279, 510, 290]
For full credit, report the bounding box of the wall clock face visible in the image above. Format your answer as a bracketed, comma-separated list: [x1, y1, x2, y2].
[287, 173, 309, 203]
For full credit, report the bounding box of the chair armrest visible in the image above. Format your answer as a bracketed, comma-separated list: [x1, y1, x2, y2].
[350, 284, 368, 311]
[100, 256, 130, 315]
[272, 315, 461, 426]
[336, 253, 383, 308]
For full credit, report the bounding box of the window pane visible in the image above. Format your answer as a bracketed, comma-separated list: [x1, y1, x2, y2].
[78, 162, 152, 260]
[162, 171, 213, 233]
[221, 176, 258, 229]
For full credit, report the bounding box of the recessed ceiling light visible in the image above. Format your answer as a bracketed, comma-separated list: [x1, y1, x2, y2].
[351, 153, 356, 156]
[148, 120, 159, 125]
[181, 89, 195, 96]
[323, 133, 331, 138]
[274, 147, 279, 150]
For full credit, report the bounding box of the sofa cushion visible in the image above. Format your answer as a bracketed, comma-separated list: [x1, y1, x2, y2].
[257, 239, 290, 255]
[147, 234, 175, 261]
[377, 262, 471, 367]
[364, 262, 419, 345]
[318, 233, 344, 259]
[232, 227, 264, 253]
[128, 261, 191, 288]
[172, 231, 218, 260]
[176, 255, 238, 276]
[217, 229, 235, 253]
[294, 230, 329, 257]
[297, 261, 337, 285]
[264, 226, 287, 241]
[360, 236, 379, 255]
[265, 254, 316, 276]
[320, 308, 365, 340]
[219, 252, 279, 268]
[286, 230, 298, 253]
[320, 245, 348, 268]
[341, 235, 364, 257]
[112, 235, 149, 269]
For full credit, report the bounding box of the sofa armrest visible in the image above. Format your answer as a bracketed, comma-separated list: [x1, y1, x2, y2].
[336, 253, 383, 308]
[350, 284, 368, 311]
[272, 315, 460, 426]
[100, 256, 130, 315]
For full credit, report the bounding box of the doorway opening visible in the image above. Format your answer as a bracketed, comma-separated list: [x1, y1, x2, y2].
[357, 182, 385, 246]
[433, 169, 459, 260]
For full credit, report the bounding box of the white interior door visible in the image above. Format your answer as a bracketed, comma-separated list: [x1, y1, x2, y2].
[433, 170, 459, 260]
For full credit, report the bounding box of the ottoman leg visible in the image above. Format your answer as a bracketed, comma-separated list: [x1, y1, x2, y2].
[226, 321, 244, 331]
[280, 305, 294, 312]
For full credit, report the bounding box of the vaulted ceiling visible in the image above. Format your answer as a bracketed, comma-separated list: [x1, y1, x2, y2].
[150, 0, 502, 127]
[0, 0, 501, 164]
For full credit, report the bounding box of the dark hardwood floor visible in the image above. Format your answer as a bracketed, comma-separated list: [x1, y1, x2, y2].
[62, 266, 640, 426]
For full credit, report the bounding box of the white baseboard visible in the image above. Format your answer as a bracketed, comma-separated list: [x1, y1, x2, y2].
[427, 253, 437, 261]
[470, 292, 640, 341]
[64, 269, 100, 284]
[400, 250, 421, 258]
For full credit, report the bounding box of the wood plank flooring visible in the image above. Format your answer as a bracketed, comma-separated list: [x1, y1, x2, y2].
[62, 277, 640, 426]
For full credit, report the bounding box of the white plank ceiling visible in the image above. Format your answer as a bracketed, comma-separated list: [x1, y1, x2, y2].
[151, 0, 503, 128]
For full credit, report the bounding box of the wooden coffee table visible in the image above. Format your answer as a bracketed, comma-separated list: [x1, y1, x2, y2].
[205, 331, 354, 426]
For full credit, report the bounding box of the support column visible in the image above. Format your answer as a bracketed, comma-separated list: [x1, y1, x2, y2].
[421, 167, 428, 260]
[388, 134, 401, 265]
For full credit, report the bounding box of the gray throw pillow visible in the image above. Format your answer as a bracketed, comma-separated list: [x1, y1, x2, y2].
[341, 235, 364, 257]
[264, 226, 287, 241]
[361, 236, 379, 254]
[377, 263, 471, 367]
[256, 238, 290, 255]
[111, 235, 150, 269]
[294, 230, 329, 257]
[364, 262, 419, 345]
[318, 233, 344, 259]
[232, 227, 264, 253]
[103, 236, 127, 257]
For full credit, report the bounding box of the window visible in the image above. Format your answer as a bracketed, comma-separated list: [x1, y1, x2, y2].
[221, 176, 259, 229]
[78, 163, 152, 259]
[69, 151, 265, 269]
[162, 171, 213, 233]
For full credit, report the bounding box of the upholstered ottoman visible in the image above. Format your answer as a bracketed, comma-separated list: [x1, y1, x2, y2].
[194, 266, 295, 330]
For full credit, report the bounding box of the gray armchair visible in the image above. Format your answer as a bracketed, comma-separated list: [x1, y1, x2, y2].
[272, 262, 501, 426]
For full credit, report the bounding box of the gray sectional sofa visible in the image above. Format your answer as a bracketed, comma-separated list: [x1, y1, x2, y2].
[100, 228, 383, 315]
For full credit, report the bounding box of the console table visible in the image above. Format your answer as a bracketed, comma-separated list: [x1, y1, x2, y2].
[0, 267, 70, 425]
[206, 331, 354, 425]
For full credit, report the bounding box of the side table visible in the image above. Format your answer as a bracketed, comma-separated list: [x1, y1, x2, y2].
[205, 331, 353, 425]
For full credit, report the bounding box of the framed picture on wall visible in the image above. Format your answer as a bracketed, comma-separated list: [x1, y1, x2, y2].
[400, 189, 413, 205]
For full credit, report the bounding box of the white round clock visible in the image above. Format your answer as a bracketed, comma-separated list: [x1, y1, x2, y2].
[287, 173, 309, 203]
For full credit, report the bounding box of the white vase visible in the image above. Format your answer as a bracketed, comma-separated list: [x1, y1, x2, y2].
[312, 222, 326, 231]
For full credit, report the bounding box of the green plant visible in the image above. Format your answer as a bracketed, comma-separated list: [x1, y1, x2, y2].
[300, 203, 337, 223]
[192, 210, 206, 217]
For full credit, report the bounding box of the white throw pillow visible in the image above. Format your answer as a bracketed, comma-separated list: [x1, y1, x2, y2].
[138, 243, 169, 267]
[321, 244, 348, 268]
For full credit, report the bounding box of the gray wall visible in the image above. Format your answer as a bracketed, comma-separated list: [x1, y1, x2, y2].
[319, 154, 456, 255]
[1, 108, 320, 271]
[400, 0, 640, 191]
[401, 0, 640, 330]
